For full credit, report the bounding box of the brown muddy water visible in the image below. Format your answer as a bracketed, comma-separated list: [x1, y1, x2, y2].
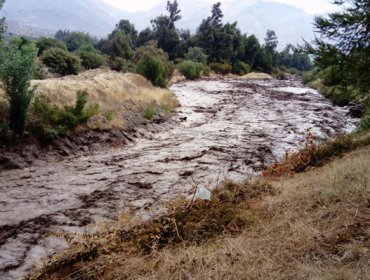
[0, 78, 358, 279]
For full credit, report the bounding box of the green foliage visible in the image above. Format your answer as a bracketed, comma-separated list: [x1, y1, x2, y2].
[99, 30, 134, 60]
[151, 0, 182, 60]
[136, 57, 166, 88]
[110, 57, 126, 72]
[0, 44, 37, 136]
[272, 69, 286, 80]
[55, 30, 96, 52]
[359, 100, 370, 131]
[184, 47, 208, 64]
[302, 0, 370, 102]
[36, 37, 67, 56]
[0, 0, 5, 39]
[115, 20, 138, 47]
[80, 51, 106, 69]
[209, 62, 232, 75]
[42, 47, 81, 75]
[143, 105, 156, 120]
[177, 60, 204, 80]
[31, 90, 99, 142]
[232, 61, 250, 75]
[0, 99, 9, 140]
[136, 28, 154, 48]
[133, 41, 174, 80]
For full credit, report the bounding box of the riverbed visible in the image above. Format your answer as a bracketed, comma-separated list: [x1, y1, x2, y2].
[0, 78, 358, 279]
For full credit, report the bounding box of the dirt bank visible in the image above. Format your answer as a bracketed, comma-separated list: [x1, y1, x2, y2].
[0, 70, 178, 170]
[0, 78, 359, 279]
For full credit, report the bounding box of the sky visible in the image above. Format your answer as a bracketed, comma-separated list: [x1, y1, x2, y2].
[102, 0, 337, 14]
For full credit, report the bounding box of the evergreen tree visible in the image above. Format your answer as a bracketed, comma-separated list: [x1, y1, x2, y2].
[151, 0, 181, 60]
[303, 0, 370, 96]
[0, 0, 5, 39]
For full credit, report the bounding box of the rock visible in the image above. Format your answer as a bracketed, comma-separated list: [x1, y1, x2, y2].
[187, 186, 212, 201]
[348, 103, 365, 118]
[128, 181, 153, 189]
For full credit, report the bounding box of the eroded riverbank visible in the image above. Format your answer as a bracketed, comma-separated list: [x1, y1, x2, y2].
[0, 78, 358, 279]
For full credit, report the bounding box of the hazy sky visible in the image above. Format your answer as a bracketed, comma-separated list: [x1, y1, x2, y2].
[102, 0, 337, 14]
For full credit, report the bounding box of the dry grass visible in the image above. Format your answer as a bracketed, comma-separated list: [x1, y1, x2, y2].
[240, 72, 273, 80]
[31, 70, 178, 112]
[27, 145, 370, 280]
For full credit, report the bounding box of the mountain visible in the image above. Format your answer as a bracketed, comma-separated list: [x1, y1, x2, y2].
[0, 0, 128, 37]
[0, 0, 315, 47]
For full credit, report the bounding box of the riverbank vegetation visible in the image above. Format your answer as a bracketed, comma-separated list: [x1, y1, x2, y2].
[302, 0, 369, 129]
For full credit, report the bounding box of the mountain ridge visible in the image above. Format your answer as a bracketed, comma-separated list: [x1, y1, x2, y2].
[0, 0, 315, 47]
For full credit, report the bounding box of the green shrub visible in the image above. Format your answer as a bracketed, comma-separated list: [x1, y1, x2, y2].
[177, 60, 204, 80]
[272, 69, 287, 80]
[36, 37, 67, 56]
[31, 90, 99, 142]
[185, 47, 208, 65]
[110, 57, 126, 72]
[327, 86, 352, 106]
[80, 51, 106, 69]
[0, 99, 9, 140]
[143, 105, 155, 120]
[209, 63, 232, 75]
[132, 41, 174, 81]
[42, 47, 81, 76]
[202, 66, 211, 76]
[232, 61, 250, 75]
[136, 57, 166, 88]
[359, 100, 370, 131]
[0, 44, 37, 136]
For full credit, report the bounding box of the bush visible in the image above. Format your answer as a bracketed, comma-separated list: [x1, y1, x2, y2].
[80, 51, 106, 69]
[36, 37, 67, 56]
[359, 100, 370, 131]
[136, 57, 166, 88]
[0, 44, 37, 136]
[232, 61, 250, 75]
[42, 47, 81, 76]
[143, 105, 155, 120]
[209, 62, 232, 75]
[177, 60, 204, 80]
[184, 47, 208, 65]
[132, 41, 174, 80]
[0, 99, 9, 140]
[31, 90, 99, 142]
[272, 69, 287, 80]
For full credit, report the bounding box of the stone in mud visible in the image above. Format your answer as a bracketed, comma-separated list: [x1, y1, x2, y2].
[348, 103, 365, 118]
[128, 181, 153, 189]
[180, 170, 194, 177]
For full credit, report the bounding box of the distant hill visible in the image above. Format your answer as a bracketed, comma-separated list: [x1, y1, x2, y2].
[0, 0, 315, 47]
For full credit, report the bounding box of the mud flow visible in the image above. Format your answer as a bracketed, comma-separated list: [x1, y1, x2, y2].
[0, 78, 358, 279]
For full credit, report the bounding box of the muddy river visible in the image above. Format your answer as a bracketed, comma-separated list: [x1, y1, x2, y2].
[0, 78, 358, 279]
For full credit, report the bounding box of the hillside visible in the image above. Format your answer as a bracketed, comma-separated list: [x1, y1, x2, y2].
[0, 0, 315, 46]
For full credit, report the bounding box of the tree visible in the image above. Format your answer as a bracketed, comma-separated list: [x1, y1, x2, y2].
[0, 0, 5, 39]
[167, 0, 182, 27]
[36, 37, 67, 56]
[185, 47, 208, 64]
[136, 28, 154, 48]
[264, 30, 278, 54]
[303, 0, 370, 97]
[55, 30, 96, 52]
[151, 0, 182, 60]
[115, 20, 138, 47]
[0, 44, 37, 136]
[42, 48, 81, 75]
[99, 30, 133, 60]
